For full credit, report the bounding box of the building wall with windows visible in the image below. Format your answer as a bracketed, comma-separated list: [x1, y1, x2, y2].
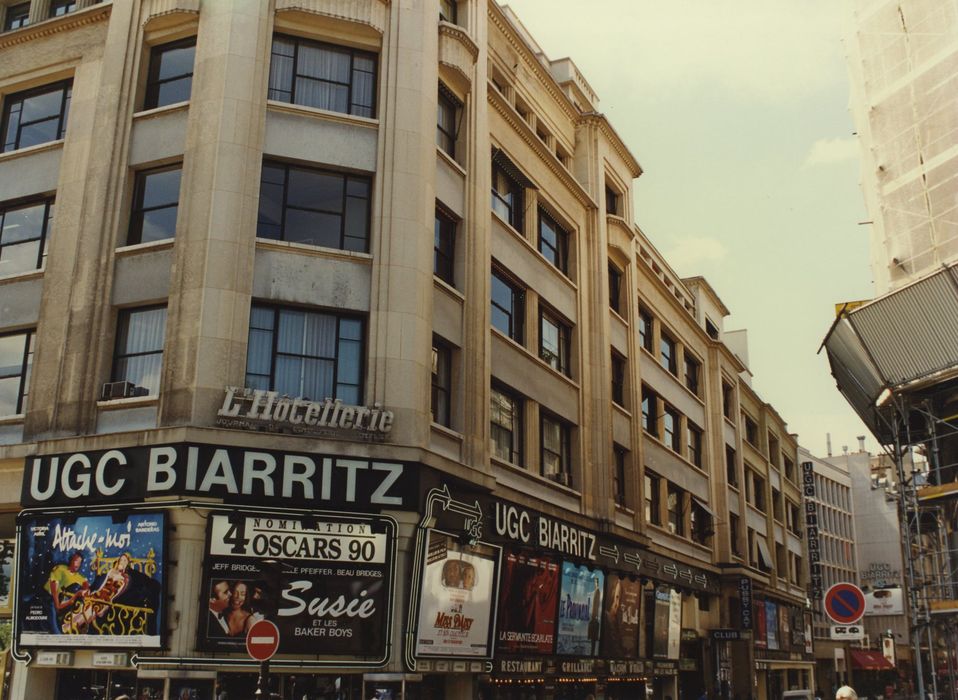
[0, 2, 812, 699]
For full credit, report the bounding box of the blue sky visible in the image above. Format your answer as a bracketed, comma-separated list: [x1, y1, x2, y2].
[507, 0, 879, 457]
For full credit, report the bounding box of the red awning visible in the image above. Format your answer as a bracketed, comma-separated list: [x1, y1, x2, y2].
[849, 649, 895, 671]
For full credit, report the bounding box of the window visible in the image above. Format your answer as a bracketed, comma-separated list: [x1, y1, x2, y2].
[751, 472, 766, 512]
[541, 412, 571, 485]
[776, 543, 787, 578]
[257, 161, 370, 252]
[3, 2, 29, 31]
[431, 338, 451, 427]
[743, 413, 758, 445]
[491, 162, 523, 230]
[666, 483, 684, 536]
[722, 380, 734, 419]
[144, 37, 197, 110]
[660, 332, 677, 375]
[786, 501, 799, 533]
[691, 499, 713, 545]
[434, 206, 455, 285]
[605, 185, 618, 215]
[490, 384, 522, 465]
[245, 304, 364, 404]
[768, 432, 780, 466]
[436, 86, 459, 157]
[538, 209, 569, 275]
[613, 445, 628, 507]
[789, 552, 802, 585]
[687, 422, 703, 467]
[638, 307, 653, 352]
[438, 0, 457, 23]
[729, 513, 741, 556]
[1, 80, 72, 153]
[684, 354, 700, 395]
[491, 268, 523, 342]
[772, 487, 783, 521]
[0, 330, 33, 415]
[645, 472, 661, 525]
[608, 263, 622, 313]
[663, 407, 679, 451]
[128, 165, 181, 245]
[112, 307, 167, 396]
[539, 308, 570, 376]
[705, 318, 719, 340]
[0, 197, 54, 275]
[611, 352, 625, 407]
[726, 445, 738, 486]
[48, 0, 76, 17]
[268, 34, 376, 118]
[641, 386, 657, 435]
[783, 455, 795, 483]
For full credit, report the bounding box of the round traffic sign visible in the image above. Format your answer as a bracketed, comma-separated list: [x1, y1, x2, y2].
[824, 582, 866, 624]
[246, 619, 280, 661]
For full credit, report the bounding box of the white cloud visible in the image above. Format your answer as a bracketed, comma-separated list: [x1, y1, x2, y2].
[803, 137, 860, 167]
[663, 235, 728, 272]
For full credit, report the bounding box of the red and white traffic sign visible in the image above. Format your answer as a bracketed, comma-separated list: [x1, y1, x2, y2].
[246, 619, 280, 661]
[824, 582, 866, 625]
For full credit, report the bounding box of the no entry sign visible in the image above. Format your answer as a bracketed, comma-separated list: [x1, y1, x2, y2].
[824, 583, 866, 625]
[246, 619, 280, 661]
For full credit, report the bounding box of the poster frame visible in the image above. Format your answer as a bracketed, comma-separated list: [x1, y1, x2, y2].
[0, 539, 15, 616]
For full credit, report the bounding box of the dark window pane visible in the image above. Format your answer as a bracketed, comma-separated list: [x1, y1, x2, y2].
[20, 90, 62, 123]
[141, 169, 181, 208]
[155, 79, 193, 108]
[288, 169, 343, 211]
[17, 120, 59, 149]
[139, 207, 178, 243]
[2, 202, 46, 244]
[157, 44, 195, 81]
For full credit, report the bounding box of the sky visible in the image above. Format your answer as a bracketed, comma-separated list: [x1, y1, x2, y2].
[506, 0, 879, 458]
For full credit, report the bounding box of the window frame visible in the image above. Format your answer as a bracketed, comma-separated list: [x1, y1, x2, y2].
[3, 2, 30, 31]
[431, 337, 452, 428]
[1, 79, 72, 154]
[434, 205, 456, 286]
[438, 0, 457, 23]
[726, 445, 738, 487]
[540, 410, 572, 485]
[538, 208, 569, 275]
[666, 482, 685, 537]
[684, 353, 700, 395]
[111, 306, 167, 396]
[743, 413, 758, 445]
[0, 329, 33, 416]
[605, 185, 618, 215]
[660, 331, 677, 375]
[0, 195, 55, 274]
[48, 0, 76, 17]
[613, 444, 628, 507]
[608, 262, 623, 314]
[687, 421, 703, 468]
[491, 162, 523, 231]
[645, 471, 661, 526]
[663, 406, 680, 452]
[611, 351, 626, 407]
[638, 307, 653, 353]
[641, 386, 657, 435]
[490, 383, 523, 466]
[539, 306, 571, 377]
[491, 267, 524, 343]
[127, 164, 182, 245]
[436, 86, 459, 158]
[144, 36, 197, 110]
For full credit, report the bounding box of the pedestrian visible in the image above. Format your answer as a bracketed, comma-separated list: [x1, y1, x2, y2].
[836, 687, 858, 700]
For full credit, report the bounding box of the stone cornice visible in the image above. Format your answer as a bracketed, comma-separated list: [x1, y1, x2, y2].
[276, 0, 390, 35]
[489, 87, 593, 208]
[438, 21, 479, 62]
[577, 112, 642, 178]
[0, 3, 111, 50]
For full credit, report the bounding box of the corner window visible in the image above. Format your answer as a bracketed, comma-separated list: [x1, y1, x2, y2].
[257, 161, 370, 252]
[638, 307, 653, 352]
[1, 197, 54, 275]
[112, 306, 167, 396]
[436, 86, 459, 157]
[0, 330, 33, 415]
[268, 34, 377, 118]
[538, 209, 569, 275]
[3, 3, 29, 31]
[48, 0, 76, 17]
[491, 268, 524, 343]
[611, 352, 626, 407]
[1, 80, 72, 153]
[144, 37, 196, 110]
[684, 354, 700, 395]
[431, 338, 452, 428]
[539, 307, 570, 376]
[645, 472, 661, 526]
[491, 161, 523, 231]
[608, 263, 622, 313]
[245, 304, 364, 404]
[541, 411, 571, 485]
[491, 383, 522, 465]
[613, 445, 628, 507]
[434, 206, 455, 285]
[128, 165, 181, 245]
[660, 332, 677, 375]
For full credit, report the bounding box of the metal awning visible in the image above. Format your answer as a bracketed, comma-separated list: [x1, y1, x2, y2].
[849, 649, 894, 671]
[492, 148, 538, 190]
[755, 537, 773, 569]
[692, 496, 714, 517]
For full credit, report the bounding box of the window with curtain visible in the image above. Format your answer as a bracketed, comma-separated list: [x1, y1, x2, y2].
[144, 37, 197, 110]
[0, 196, 54, 275]
[267, 35, 376, 118]
[128, 165, 181, 245]
[0, 330, 33, 415]
[112, 307, 167, 395]
[1, 80, 72, 153]
[246, 304, 364, 404]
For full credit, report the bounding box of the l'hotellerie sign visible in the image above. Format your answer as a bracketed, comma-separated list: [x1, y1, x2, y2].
[217, 387, 394, 441]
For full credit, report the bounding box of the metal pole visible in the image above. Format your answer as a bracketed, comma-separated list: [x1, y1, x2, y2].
[255, 659, 269, 699]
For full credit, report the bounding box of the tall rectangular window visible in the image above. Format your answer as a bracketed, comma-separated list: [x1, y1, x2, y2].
[434, 206, 456, 285]
[145, 37, 197, 110]
[3, 3, 30, 31]
[490, 384, 522, 465]
[645, 472, 661, 525]
[268, 34, 376, 118]
[783, 456, 796, 483]
[257, 161, 370, 252]
[722, 380, 734, 419]
[752, 472, 766, 512]
[0, 197, 54, 275]
[112, 307, 167, 396]
[128, 165, 181, 245]
[687, 422, 703, 468]
[539, 308, 570, 377]
[541, 412, 571, 485]
[667, 483, 684, 536]
[613, 445, 628, 507]
[663, 406, 679, 451]
[605, 185, 618, 215]
[611, 352, 626, 407]
[641, 386, 657, 435]
[743, 413, 758, 445]
[431, 338, 451, 428]
[491, 162, 523, 230]
[638, 307, 653, 352]
[439, 0, 457, 23]
[491, 268, 523, 343]
[436, 87, 458, 157]
[48, 0, 76, 17]
[245, 304, 364, 404]
[538, 209, 568, 275]
[1, 80, 72, 153]
[0, 330, 33, 415]
[684, 354, 700, 395]
[729, 513, 741, 556]
[608, 263, 622, 313]
[726, 445, 738, 486]
[691, 500, 712, 545]
[660, 332, 677, 375]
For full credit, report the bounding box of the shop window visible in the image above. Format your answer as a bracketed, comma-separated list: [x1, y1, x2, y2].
[3, 2, 29, 31]
[434, 205, 456, 285]
[267, 34, 377, 118]
[0, 196, 54, 274]
[613, 444, 628, 507]
[541, 411, 571, 486]
[0, 329, 33, 415]
[491, 383, 522, 465]
[539, 307, 570, 376]
[491, 267, 524, 343]
[257, 160, 370, 252]
[431, 337, 452, 428]
[611, 351, 626, 407]
[128, 165, 181, 245]
[144, 37, 197, 110]
[1, 79, 72, 153]
[538, 208, 569, 275]
[436, 85, 459, 157]
[245, 304, 363, 404]
[112, 306, 167, 396]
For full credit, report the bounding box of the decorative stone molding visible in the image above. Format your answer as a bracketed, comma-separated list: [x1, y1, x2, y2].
[577, 112, 642, 179]
[438, 22, 478, 95]
[0, 3, 110, 49]
[143, 0, 199, 24]
[276, 0, 390, 35]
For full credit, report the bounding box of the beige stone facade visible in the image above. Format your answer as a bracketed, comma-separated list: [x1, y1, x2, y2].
[0, 2, 812, 699]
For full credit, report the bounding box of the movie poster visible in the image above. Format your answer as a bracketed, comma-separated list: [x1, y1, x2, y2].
[754, 597, 767, 649]
[601, 574, 640, 659]
[17, 512, 166, 648]
[414, 530, 499, 658]
[495, 551, 559, 654]
[556, 562, 603, 656]
[766, 600, 779, 650]
[779, 604, 791, 651]
[0, 540, 14, 613]
[200, 512, 395, 660]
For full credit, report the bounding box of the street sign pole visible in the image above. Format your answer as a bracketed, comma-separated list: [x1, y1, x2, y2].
[246, 619, 281, 700]
[255, 659, 269, 699]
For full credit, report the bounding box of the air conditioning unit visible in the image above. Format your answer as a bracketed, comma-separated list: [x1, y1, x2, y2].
[101, 381, 136, 400]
